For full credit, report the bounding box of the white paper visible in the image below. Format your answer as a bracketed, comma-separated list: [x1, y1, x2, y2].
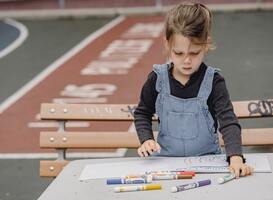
[79, 154, 272, 180]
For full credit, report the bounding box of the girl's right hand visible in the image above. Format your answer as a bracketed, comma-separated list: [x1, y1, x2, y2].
[137, 139, 161, 157]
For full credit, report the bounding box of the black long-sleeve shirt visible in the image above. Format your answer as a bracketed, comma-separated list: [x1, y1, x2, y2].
[134, 63, 242, 157]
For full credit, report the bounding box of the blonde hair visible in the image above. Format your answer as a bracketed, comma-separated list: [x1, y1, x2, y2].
[165, 2, 214, 49]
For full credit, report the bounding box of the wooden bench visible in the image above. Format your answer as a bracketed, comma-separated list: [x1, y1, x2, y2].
[39, 99, 273, 177]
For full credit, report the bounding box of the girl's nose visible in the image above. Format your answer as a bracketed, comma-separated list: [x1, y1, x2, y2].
[184, 55, 191, 64]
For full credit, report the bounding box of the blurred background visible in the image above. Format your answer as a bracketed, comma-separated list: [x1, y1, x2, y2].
[0, 0, 273, 199]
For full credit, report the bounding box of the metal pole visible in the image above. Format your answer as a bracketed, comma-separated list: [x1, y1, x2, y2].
[57, 121, 66, 160]
[58, 0, 65, 9]
[155, 0, 162, 8]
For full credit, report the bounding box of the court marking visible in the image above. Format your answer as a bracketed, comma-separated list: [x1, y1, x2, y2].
[0, 18, 28, 59]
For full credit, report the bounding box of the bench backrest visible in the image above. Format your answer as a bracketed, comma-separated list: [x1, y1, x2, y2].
[39, 99, 273, 177]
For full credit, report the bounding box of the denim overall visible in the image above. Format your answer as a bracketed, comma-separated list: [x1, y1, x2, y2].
[153, 63, 221, 157]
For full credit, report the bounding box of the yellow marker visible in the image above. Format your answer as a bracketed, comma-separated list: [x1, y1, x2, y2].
[114, 184, 162, 192]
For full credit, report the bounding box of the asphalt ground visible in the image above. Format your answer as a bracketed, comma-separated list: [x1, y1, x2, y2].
[0, 10, 273, 200]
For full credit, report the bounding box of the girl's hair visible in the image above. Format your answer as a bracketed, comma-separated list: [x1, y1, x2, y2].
[165, 2, 214, 49]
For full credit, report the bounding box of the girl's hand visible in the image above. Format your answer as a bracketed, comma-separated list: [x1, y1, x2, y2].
[137, 139, 161, 157]
[229, 155, 253, 178]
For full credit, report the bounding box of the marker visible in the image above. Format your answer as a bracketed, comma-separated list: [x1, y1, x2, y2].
[171, 179, 211, 192]
[121, 175, 147, 179]
[114, 184, 162, 192]
[153, 174, 192, 180]
[107, 176, 152, 185]
[175, 171, 196, 176]
[217, 173, 236, 184]
[146, 171, 195, 176]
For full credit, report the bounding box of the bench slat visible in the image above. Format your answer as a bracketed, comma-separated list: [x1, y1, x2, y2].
[40, 103, 138, 120]
[232, 99, 273, 118]
[40, 160, 69, 177]
[40, 100, 273, 120]
[40, 128, 273, 148]
[40, 131, 142, 148]
[220, 128, 273, 146]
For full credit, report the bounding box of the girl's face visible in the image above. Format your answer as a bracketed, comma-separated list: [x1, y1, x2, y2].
[167, 34, 208, 79]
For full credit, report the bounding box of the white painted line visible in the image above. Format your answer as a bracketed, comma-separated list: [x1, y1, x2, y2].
[0, 149, 128, 159]
[28, 121, 90, 128]
[0, 19, 28, 59]
[0, 15, 125, 114]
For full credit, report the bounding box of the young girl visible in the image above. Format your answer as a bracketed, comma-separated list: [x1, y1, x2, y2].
[134, 3, 252, 178]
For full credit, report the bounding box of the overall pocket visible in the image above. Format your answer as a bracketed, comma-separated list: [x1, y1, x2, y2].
[167, 111, 199, 139]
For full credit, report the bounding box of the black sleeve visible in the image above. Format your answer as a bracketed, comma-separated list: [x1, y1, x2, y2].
[211, 72, 243, 157]
[134, 71, 158, 144]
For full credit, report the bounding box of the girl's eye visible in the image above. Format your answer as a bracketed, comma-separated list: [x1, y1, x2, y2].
[174, 52, 184, 55]
[190, 52, 200, 55]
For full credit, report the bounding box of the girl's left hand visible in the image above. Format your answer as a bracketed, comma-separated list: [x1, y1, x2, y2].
[229, 155, 253, 178]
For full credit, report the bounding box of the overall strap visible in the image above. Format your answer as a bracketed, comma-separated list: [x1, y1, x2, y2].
[153, 63, 171, 95]
[197, 66, 216, 100]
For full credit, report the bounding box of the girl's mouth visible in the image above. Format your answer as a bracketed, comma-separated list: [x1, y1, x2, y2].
[183, 67, 192, 70]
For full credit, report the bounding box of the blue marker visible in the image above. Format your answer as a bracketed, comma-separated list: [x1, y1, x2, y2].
[171, 179, 211, 192]
[107, 176, 152, 185]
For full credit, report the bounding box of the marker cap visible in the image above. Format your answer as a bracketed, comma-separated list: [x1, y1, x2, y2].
[171, 187, 178, 193]
[177, 174, 193, 179]
[178, 171, 196, 176]
[146, 175, 153, 183]
[107, 178, 122, 184]
[217, 177, 225, 184]
[198, 179, 211, 186]
[114, 187, 121, 192]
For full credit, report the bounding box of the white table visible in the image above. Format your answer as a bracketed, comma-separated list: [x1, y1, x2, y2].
[38, 153, 273, 200]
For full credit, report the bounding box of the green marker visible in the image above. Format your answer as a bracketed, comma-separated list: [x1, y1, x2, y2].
[217, 173, 236, 184]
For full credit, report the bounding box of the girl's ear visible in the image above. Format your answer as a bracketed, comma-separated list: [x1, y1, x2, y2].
[204, 44, 209, 53]
[163, 37, 170, 51]
[163, 37, 172, 60]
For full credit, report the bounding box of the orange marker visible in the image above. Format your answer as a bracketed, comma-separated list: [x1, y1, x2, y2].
[176, 171, 196, 176]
